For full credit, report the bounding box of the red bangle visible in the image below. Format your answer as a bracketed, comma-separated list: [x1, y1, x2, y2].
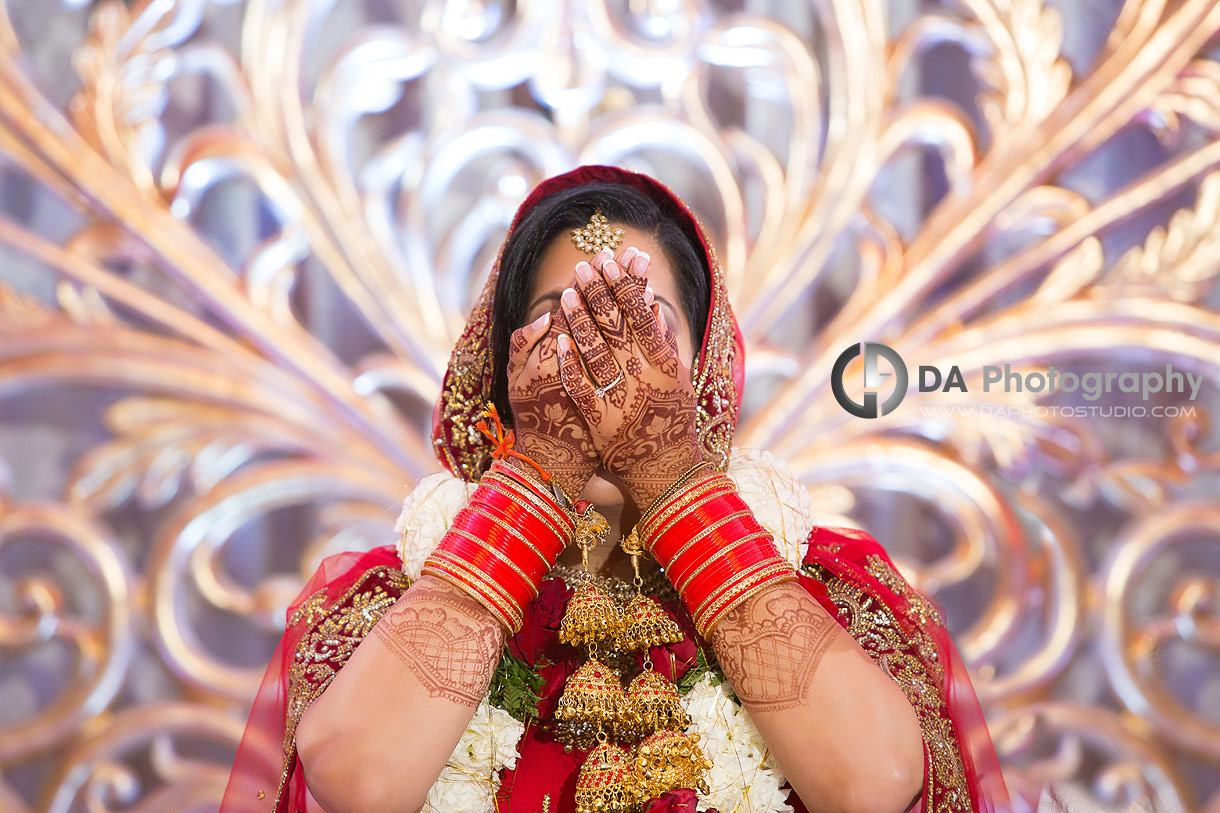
[662, 516, 761, 581]
[441, 534, 538, 604]
[650, 504, 748, 566]
[422, 464, 574, 633]
[642, 477, 736, 545]
[634, 473, 797, 636]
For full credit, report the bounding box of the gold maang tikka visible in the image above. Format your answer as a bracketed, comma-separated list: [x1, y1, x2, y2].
[571, 209, 625, 255]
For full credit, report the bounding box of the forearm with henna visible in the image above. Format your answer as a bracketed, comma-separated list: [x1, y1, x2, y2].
[297, 576, 507, 812]
[370, 577, 506, 704]
[710, 581, 839, 711]
[709, 581, 925, 813]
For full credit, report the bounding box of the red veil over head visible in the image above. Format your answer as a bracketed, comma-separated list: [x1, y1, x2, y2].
[221, 165, 1011, 813]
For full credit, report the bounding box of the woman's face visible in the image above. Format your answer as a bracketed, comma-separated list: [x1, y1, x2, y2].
[519, 225, 699, 508]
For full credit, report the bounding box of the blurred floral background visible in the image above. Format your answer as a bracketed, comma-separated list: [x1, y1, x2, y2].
[1, 0, 1219, 810]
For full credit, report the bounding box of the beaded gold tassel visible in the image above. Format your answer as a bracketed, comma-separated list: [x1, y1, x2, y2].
[615, 528, 683, 652]
[574, 740, 646, 813]
[620, 669, 691, 741]
[630, 730, 713, 805]
[554, 658, 625, 751]
[559, 507, 625, 647]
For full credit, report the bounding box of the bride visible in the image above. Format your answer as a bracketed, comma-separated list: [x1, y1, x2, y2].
[220, 165, 1011, 813]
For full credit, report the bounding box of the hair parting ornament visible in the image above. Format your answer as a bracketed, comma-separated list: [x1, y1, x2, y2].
[571, 209, 626, 256]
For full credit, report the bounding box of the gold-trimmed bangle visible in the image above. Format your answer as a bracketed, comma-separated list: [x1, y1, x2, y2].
[485, 465, 575, 534]
[445, 528, 541, 599]
[465, 503, 553, 572]
[660, 509, 752, 577]
[424, 550, 521, 614]
[641, 475, 735, 542]
[642, 478, 737, 547]
[422, 559, 523, 632]
[479, 475, 571, 542]
[639, 460, 714, 527]
[694, 557, 795, 621]
[695, 562, 798, 637]
[423, 553, 525, 631]
[674, 529, 772, 597]
[482, 468, 569, 532]
[488, 460, 576, 532]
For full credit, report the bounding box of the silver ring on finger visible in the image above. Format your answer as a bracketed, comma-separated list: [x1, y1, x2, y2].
[593, 372, 624, 399]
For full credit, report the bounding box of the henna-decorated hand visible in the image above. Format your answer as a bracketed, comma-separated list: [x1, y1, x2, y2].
[555, 247, 704, 510]
[506, 312, 598, 500]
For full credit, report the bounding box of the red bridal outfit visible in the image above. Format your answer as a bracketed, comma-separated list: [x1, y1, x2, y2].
[220, 165, 1011, 813]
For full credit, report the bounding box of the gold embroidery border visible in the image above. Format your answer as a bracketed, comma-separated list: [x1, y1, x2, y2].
[273, 565, 410, 809]
[802, 558, 972, 811]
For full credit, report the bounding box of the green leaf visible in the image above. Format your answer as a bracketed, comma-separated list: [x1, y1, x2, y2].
[488, 650, 545, 723]
[676, 641, 723, 695]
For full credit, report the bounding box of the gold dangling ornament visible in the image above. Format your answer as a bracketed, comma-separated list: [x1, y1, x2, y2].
[554, 657, 625, 750]
[621, 669, 692, 741]
[559, 506, 625, 648]
[574, 736, 647, 813]
[630, 730, 713, 806]
[615, 528, 683, 652]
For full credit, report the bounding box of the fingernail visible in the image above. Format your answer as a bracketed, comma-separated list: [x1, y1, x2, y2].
[593, 247, 612, 267]
[620, 246, 638, 265]
[531, 312, 550, 329]
[643, 286, 654, 304]
[575, 262, 593, 284]
[562, 288, 579, 307]
[631, 255, 648, 276]
[604, 260, 621, 281]
[557, 333, 571, 351]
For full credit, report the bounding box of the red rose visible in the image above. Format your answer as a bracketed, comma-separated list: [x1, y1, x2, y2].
[535, 648, 583, 719]
[508, 577, 573, 665]
[641, 788, 716, 813]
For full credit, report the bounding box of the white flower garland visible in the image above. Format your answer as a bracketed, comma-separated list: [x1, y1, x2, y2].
[682, 673, 794, 813]
[421, 698, 525, 813]
[394, 448, 816, 813]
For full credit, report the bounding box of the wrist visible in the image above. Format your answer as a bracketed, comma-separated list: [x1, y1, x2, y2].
[628, 454, 712, 520]
[506, 436, 593, 504]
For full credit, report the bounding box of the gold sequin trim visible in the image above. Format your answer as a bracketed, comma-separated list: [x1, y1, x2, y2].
[802, 557, 971, 811]
[277, 565, 410, 808]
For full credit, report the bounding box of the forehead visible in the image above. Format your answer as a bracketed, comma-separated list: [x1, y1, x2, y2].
[530, 225, 671, 292]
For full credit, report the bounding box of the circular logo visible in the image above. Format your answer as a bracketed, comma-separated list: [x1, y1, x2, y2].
[831, 342, 908, 418]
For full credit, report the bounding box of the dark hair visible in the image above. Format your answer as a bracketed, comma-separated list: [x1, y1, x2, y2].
[490, 182, 711, 422]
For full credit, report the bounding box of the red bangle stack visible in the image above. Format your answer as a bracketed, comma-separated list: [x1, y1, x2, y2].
[422, 461, 574, 631]
[641, 471, 796, 637]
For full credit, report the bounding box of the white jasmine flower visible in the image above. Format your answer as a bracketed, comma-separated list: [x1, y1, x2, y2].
[728, 447, 815, 568]
[423, 769, 494, 813]
[395, 471, 476, 580]
[422, 698, 525, 813]
[683, 673, 793, 813]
